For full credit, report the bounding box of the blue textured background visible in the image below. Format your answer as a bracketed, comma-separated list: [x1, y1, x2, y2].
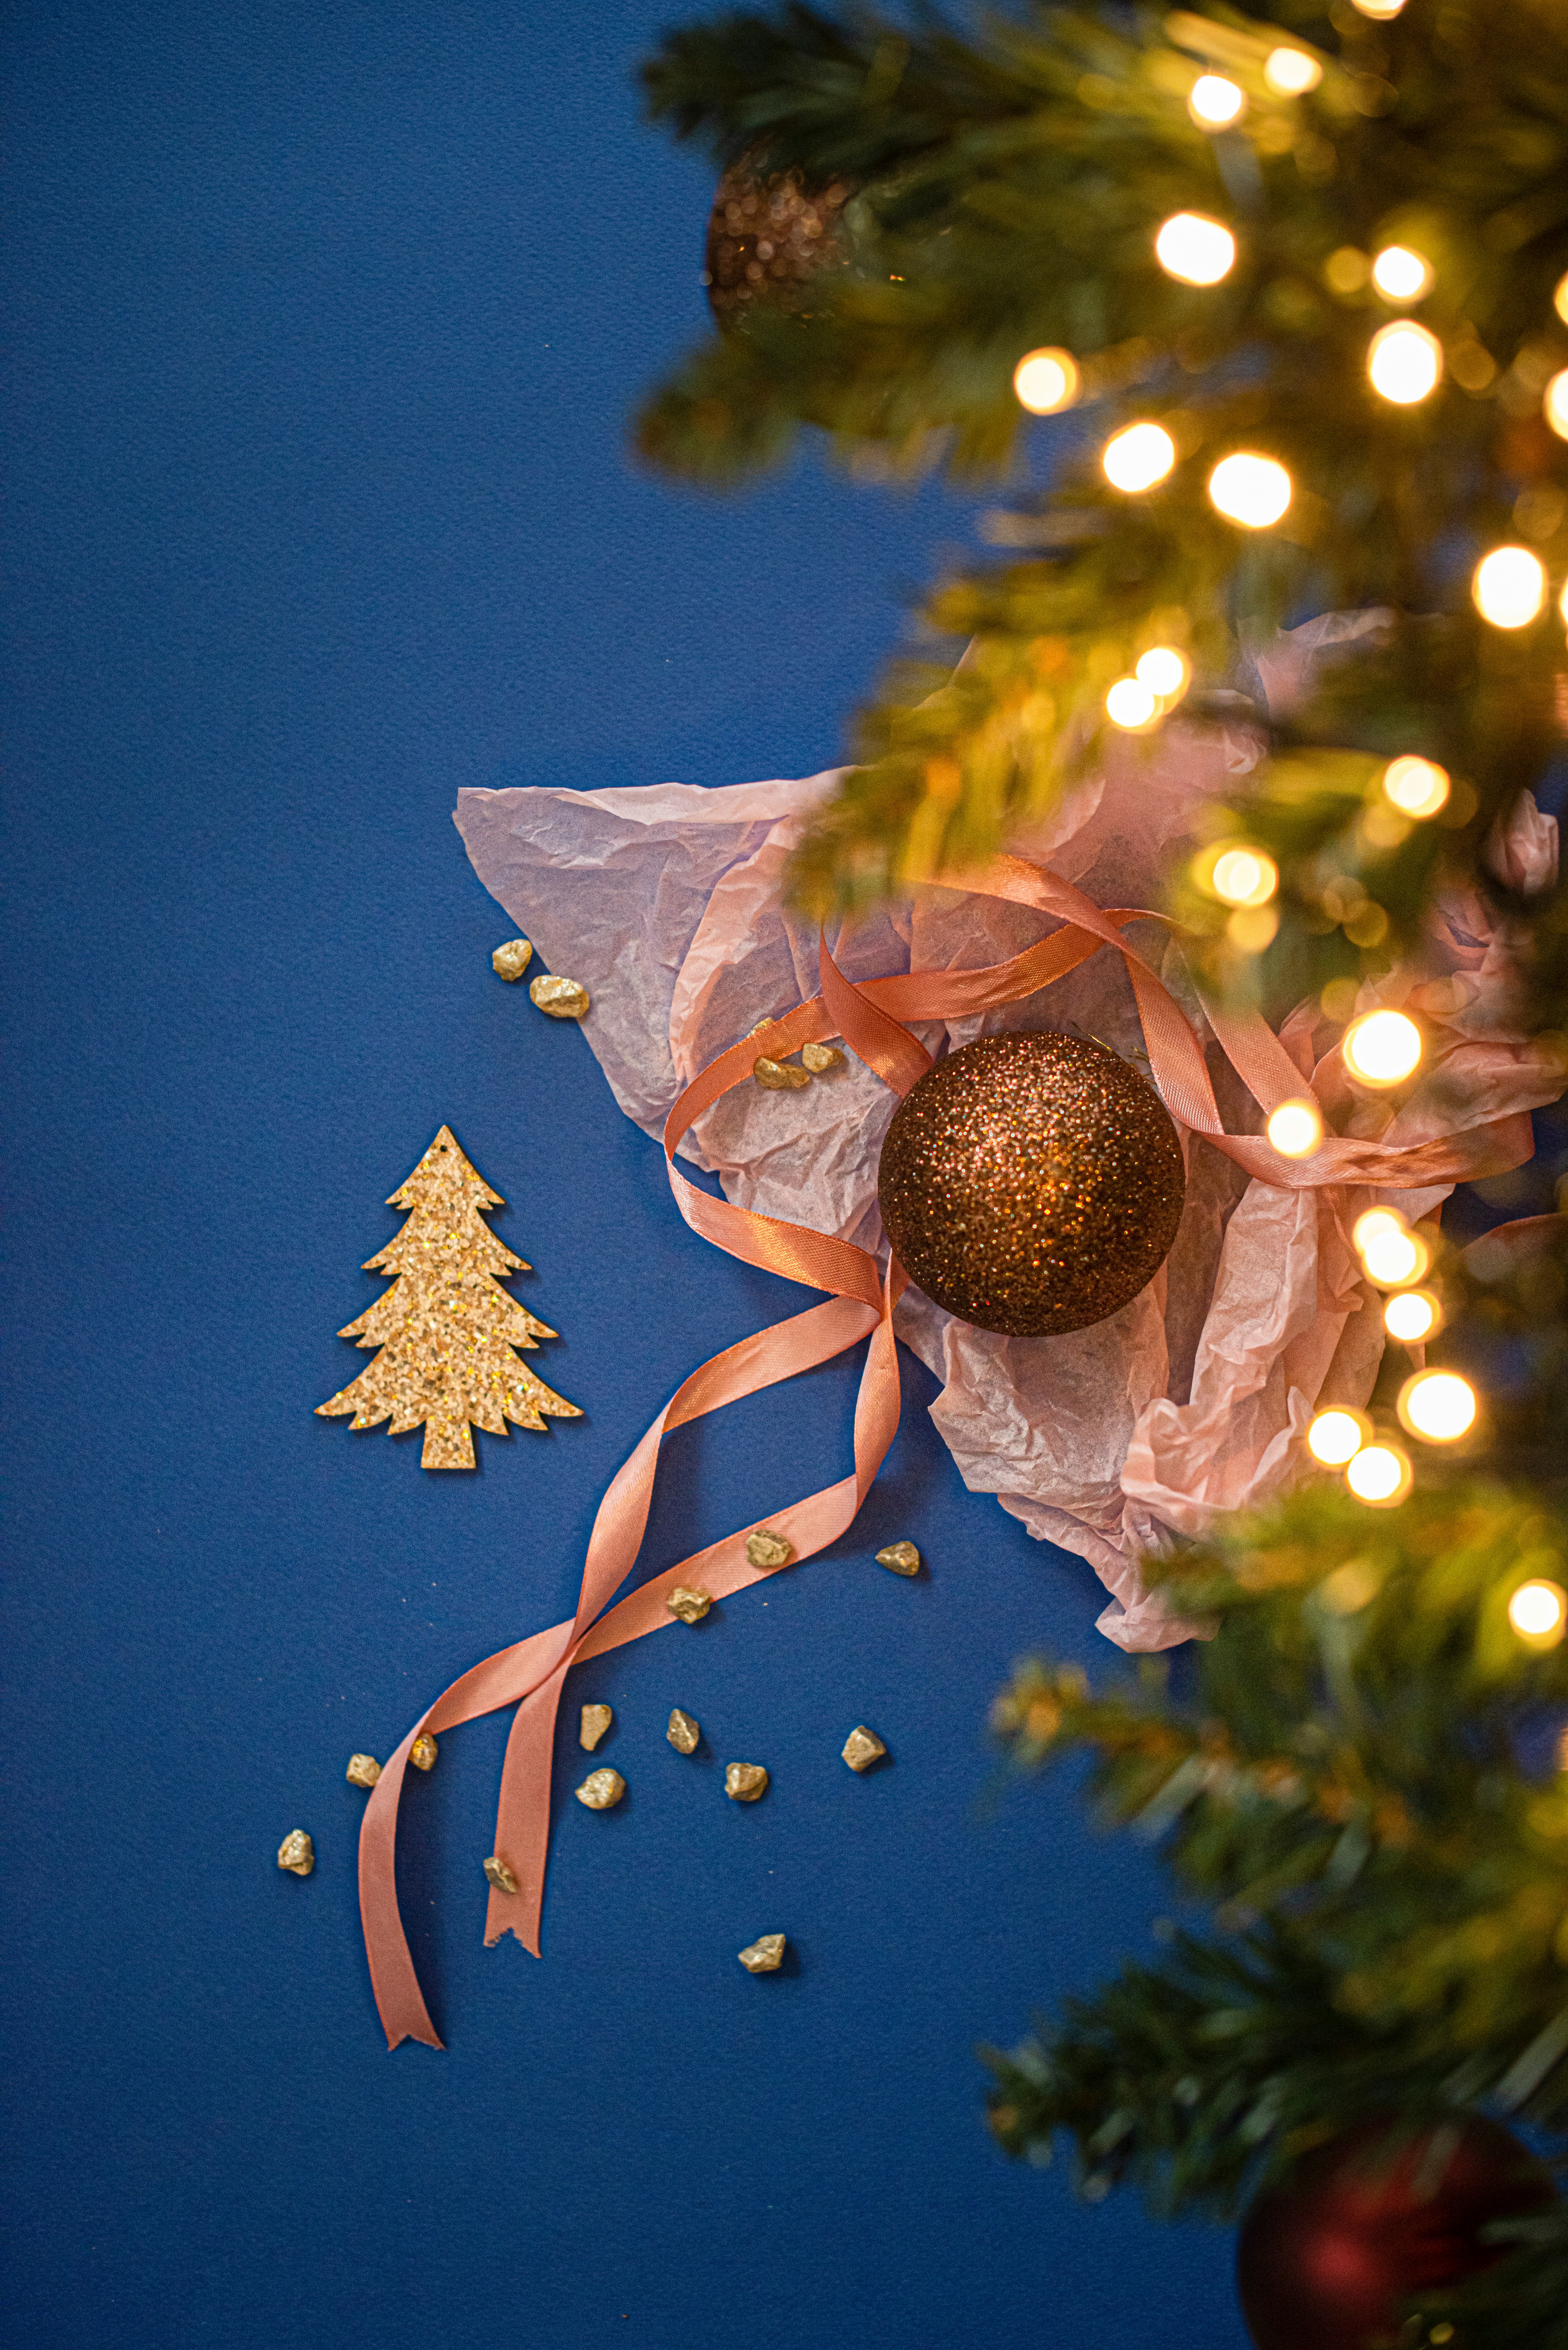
[3, 6, 1252, 2345]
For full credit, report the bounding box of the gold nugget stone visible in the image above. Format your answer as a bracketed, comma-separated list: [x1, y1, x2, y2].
[492, 938, 533, 982]
[726, 1762, 770, 1802]
[802, 1042, 845, 1074]
[746, 1527, 793, 1570]
[842, 1725, 887, 1773]
[667, 1585, 712, 1624]
[576, 1767, 626, 1810]
[738, 1933, 786, 1974]
[410, 1733, 438, 1771]
[345, 1753, 382, 1790]
[753, 1055, 810, 1091]
[277, 1830, 315, 1876]
[580, 1703, 613, 1751]
[483, 1855, 518, 1894]
[876, 1540, 922, 1577]
[530, 973, 590, 1020]
[667, 1707, 701, 1754]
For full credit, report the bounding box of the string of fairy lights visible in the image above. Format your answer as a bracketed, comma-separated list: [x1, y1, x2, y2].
[1006, 0, 1568, 1652]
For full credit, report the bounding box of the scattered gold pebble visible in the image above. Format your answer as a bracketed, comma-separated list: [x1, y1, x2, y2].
[667, 1585, 713, 1624]
[530, 973, 590, 1020]
[491, 938, 533, 982]
[746, 1527, 793, 1569]
[277, 1830, 315, 1876]
[580, 1703, 613, 1751]
[749, 1017, 779, 1037]
[483, 1855, 518, 1894]
[576, 1767, 626, 1810]
[410, 1733, 438, 1772]
[345, 1753, 382, 1790]
[725, 1762, 770, 1802]
[802, 1042, 845, 1074]
[753, 1055, 810, 1091]
[738, 1933, 786, 1973]
[842, 1725, 887, 1773]
[875, 1540, 922, 1577]
[667, 1707, 701, 1754]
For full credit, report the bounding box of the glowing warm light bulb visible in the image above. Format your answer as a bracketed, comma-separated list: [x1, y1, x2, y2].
[1544, 370, 1568, 441]
[1382, 755, 1450, 818]
[1210, 847, 1278, 908]
[1509, 1578, 1568, 1646]
[1474, 545, 1547, 629]
[1397, 1369, 1477, 1444]
[1368, 321, 1443, 405]
[1267, 1098, 1324, 1158]
[1013, 347, 1080, 415]
[1557, 274, 1568, 328]
[1343, 1009, 1422, 1088]
[1189, 75, 1245, 128]
[1346, 1443, 1412, 1505]
[1103, 422, 1176, 493]
[1371, 246, 1433, 302]
[1361, 1224, 1430, 1288]
[1155, 213, 1236, 287]
[1264, 47, 1322, 95]
[1307, 1408, 1368, 1467]
[1352, 1207, 1404, 1251]
[1135, 646, 1189, 700]
[1105, 676, 1159, 730]
[1384, 1289, 1440, 1343]
[1208, 452, 1292, 528]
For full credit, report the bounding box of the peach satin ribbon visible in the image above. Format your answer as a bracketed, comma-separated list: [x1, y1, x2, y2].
[358, 858, 1534, 2048]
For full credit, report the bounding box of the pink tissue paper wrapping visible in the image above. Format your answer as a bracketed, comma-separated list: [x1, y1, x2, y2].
[454, 619, 1562, 1650]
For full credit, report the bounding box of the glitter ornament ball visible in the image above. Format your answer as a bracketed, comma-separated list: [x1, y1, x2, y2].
[1236, 2117, 1556, 2350]
[877, 1032, 1186, 1337]
[705, 153, 853, 325]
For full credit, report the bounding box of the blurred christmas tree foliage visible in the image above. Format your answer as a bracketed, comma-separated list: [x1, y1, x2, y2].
[638, 4, 1568, 2338]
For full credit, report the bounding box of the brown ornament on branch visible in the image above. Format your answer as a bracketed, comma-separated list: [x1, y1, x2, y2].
[705, 151, 853, 325]
[877, 1033, 1185, 1337]
[1236, 2117, 1557, 2350]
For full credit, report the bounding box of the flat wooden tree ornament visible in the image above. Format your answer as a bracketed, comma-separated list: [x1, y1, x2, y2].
[316, 1126, 580, 1469]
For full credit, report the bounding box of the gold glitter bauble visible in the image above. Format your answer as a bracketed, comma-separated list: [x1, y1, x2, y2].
[877, 1032, 1186, 1337]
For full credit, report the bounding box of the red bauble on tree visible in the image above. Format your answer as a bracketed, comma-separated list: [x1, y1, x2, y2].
[1237, 2117, 1557, 2350]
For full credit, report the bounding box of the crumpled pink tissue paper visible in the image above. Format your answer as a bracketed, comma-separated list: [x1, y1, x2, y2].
[454, 622, 1561, 1649]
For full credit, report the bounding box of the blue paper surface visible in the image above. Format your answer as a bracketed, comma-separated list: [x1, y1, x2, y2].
[2, 5, 1251, 2343]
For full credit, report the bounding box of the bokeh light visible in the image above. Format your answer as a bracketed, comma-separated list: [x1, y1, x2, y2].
[1509, 1579, 1568, 1646]
[1267, 1098, 1324, 1158]
[1210, 847, 1278, 907]
[1307, 1408, 1368, 1467]
[1545, 369, 1568, 441]
[1155, 213, 1236, 286]
[1135, 646, 1189, 700]
[1352, 0, 1406, 15]
[1368, 320, 1443, 405]
[1359, 1223, 1430, 1288]
[1013, 347, 1080, 415]
[1474, 545, 1547, 629]
[1208, 452, 1292, 527]
[1383, 1289, 1441, 1343]
[1371, 246, 1433, 301]
[1397, 1369, 1477, 1443]
[1382, 755, 1450, 818]
[1343, 1009, 1422, 1087]
[1263, 47, 1322, 95]
[1189, 75, 1245, 127]
[1103, 421, 1176, 492]
[1557, 273, 1568, 328]
[1346, 1444, 1413, 1505]
[1105, 677, 1159, 730]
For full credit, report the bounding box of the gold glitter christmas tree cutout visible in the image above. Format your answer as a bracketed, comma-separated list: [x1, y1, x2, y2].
[316, 1126, 581, 1470]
